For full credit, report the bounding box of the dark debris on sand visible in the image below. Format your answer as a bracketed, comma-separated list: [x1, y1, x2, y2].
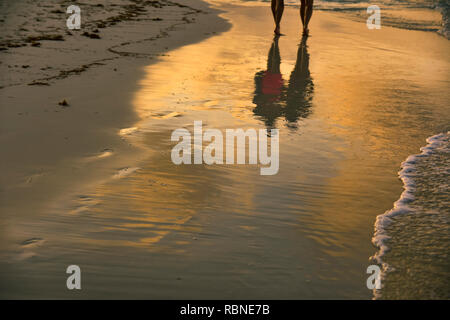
[0, 0, 207, 89]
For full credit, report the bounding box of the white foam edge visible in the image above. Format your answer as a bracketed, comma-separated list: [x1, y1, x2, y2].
[369, 131, 449, 297]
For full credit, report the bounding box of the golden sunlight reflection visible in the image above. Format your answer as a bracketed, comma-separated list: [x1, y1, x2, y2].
[81, 8, 450, 261]
[34, 7, 449, 299]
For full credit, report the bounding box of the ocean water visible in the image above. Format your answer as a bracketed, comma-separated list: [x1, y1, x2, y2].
[227, 0, 450, 38]
[371, 132, 450, 299]
[224, 0, 450, 299]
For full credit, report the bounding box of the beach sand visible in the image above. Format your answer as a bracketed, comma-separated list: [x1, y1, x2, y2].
[0, 0, 229, 261]
[0, 0, 449, 299]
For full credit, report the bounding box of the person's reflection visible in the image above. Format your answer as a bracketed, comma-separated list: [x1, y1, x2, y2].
[253, 36, 284, 130]
[253, 36, 313, 130]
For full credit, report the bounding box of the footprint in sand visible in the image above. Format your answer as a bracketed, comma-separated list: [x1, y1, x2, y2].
[69, 195, 100, 214]
[151, 111, 182, 119]
[16, 237, 45, 261]
[203, 100, 219, 108]
[119, 127, 139, 136]
[84, 148, 114, 162]
[21, 237, 45, 247]
[113, 167, 140, 179]
[21, 171, 46, 187]
[97, 148, 114, 159]
[147, 179, 170, 187]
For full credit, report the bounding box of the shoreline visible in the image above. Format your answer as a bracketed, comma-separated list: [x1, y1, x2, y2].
[371, 131, 450, 299]
[0, 0, 230, 253]
[0, 0, 230, 88]
[1, 0, 449, 299]
[209, 0, 449, 40]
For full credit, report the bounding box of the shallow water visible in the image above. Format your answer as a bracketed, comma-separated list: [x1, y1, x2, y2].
[372, 132, 450, 299]
[222, 0, 449, 38]
[1, 3, 449, 299]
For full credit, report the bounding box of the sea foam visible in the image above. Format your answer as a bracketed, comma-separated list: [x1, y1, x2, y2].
[370, 131, 450, 298]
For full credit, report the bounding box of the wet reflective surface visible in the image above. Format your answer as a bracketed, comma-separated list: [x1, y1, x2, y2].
[253, 36, 314, 130]
[1, 4, 449, 298]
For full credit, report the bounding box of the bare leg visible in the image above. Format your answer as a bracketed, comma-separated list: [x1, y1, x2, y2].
[271, 0, 284, 35]
[300, 0, 306, 27]
[302, 0, 314, 36]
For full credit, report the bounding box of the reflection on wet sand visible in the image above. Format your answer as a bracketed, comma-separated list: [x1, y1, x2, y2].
[253, 36, 314, 130]
[3, 4, 449, 299]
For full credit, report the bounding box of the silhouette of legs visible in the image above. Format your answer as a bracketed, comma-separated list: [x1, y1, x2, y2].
[300, 0, 314, 36]
[253, 37, 314, 130]
[267, 36, 281, 74]
[285, 36, 314, 125]
[271, 0, 284, 35]
[253, 37, 285, 129]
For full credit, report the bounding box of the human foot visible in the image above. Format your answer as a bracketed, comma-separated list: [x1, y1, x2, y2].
[274, 25, 281, 35]
[302, 27, 309, 37]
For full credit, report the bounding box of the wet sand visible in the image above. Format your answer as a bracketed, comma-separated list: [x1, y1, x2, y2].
[0, 0, 230, 297]
[1, 1, 449, 299]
